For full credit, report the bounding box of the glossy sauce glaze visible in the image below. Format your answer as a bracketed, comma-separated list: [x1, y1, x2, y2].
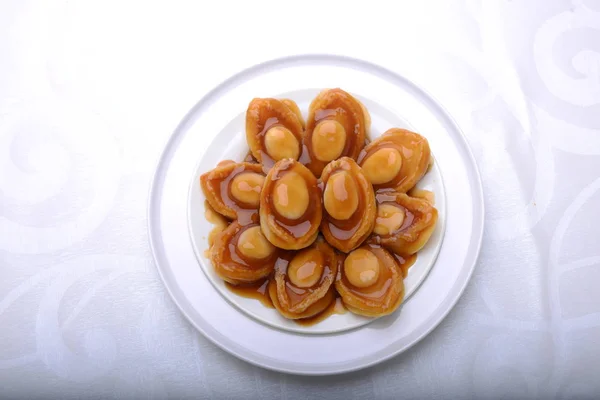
[202, 91, 439, 326]
[340, 245, 395, 302]
[246, 98, 304, 172]
[210, 222, 280, 284]
[322, 169, 363, 240]
[257, 117, 297, 172]
[302, 89, 368, 177]
[319, 158, 376, 253]
[229, 278, 346, 327]
[371, 189, 438, 256]
[357, 128, 430, 193]
[375, 190, 416, 228]
[273, 240, 338, 311]
[263, 160, 322, 240]
[201, 162, 265, 225]
[393, 253, 418, 278]
[225, 278, 273, 308]
[295, 296, 347, 327]
[334, 243, 405, 317]
[222, 165, 262, 226]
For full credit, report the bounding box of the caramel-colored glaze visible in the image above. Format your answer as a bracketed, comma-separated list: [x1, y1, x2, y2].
[237, 226, 275, 259]
[210, 221, 280, 285]
[373, 191, 438, 255]
[335, 244, 404, 318]
[295, 296, 347, 326]
[323, 170, 359, 220]
[272, 171, 309, 220]
[320, 157, 376, 253]
[264, 126, 300, 161]
[202, 89, 438, 326]
[270, 238, 340, 318]
[357, 128, 431, 193]
[287, 248, 324, 288]
[393, 253, 418, 278]
[225, 278, 274, 308]
[361, 148, 403, 185]
[230, 172, 265, 207]
[200, 162, 265, 224]
[259, 159, 322, 250]
[246, 98, 304, 170]
[281, 98, 305, 129]
[302, 88, 369, 177]
[311, 120, 347, 162]
[373, 203, 405, 236]
[269, 281, 335, 320]
[344, 248, 380, 288]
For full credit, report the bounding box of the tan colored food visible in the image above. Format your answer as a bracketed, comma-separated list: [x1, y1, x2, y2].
[210, 222, 280, 285]
[269, 238, 339, 319]
[303, 88, 370, 177]
[319, 157, 376, 253]
[200, 162, 265, 223]
[246, 98, 304, 169]
[259, 159, 322, 250]
[335, 244, 404, 317]
[201, 90, 439, 326]
[281, 98, 305, 129]
[343, 248, 380, 288]
[373, 191, 438, 255]
[358, 128, 431, 193]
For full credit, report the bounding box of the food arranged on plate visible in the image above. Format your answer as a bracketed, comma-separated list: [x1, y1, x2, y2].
[200, 88, 438, 326]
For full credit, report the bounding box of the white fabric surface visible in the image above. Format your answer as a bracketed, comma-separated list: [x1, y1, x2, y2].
[1, 0, 600, 398]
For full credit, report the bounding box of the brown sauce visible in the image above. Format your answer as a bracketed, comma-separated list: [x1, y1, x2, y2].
[375, 191, 416, 234]
[341, 244, 396, 302]
[357, 143, 407, 190]
[393, 253, 418, 278]
[222, 224, 278, 272]
[211, 222, 281, 284]
[225, 279, 273, 308]
[273, 242, 337, 309]
[255, 111, 303, 172]
[322, 162, 367, 243]
[211, 164, 263, 226]
[357, 132, 428, 192]
[203, 92, 436, 327]
[264, 161, 321, 239]
[295, 297, 346, 326]
[303, 101, 364, 176]
[284, 265, 332, 307]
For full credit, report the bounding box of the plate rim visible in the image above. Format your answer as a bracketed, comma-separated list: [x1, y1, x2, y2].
[147, 53, 485, 375]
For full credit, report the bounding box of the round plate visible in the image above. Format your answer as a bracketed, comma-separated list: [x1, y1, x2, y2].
[187, 91, 447, 334]
[148, 54, 484, 375]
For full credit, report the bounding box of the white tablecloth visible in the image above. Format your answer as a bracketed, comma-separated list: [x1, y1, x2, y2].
[2, 0, 600, 398]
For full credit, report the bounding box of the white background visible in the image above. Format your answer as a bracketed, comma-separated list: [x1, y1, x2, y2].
[2, 0, 600, 398]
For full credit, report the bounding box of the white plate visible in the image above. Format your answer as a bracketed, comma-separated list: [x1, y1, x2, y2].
[186, 94, 447, 334]
[148, 54, 484, 375]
